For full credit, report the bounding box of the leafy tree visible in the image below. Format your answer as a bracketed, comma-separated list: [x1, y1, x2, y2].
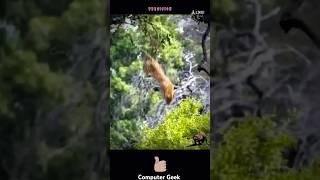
[212, 117, 320, 180]
[136, 98, 210, 150]
[1, 0, 106, 179]
[110, 15, 209, 149]
[110, 120, 144, 150]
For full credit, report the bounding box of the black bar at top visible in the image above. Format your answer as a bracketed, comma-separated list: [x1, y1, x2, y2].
[110, 0, 209, 14]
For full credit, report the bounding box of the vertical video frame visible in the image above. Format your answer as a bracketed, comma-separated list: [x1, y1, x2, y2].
[110, 14, 210, 150]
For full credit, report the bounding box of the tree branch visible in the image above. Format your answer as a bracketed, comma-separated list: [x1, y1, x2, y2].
[198, 22, 210, 76]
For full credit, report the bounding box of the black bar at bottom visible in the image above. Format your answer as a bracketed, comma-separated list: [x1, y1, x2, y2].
[110, 150, 210, 180]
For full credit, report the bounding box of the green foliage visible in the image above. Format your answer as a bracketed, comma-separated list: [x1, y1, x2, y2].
[1, 0, 106, 179]
[135, 15, 184, 64]
[136, 98, 210, 150]
[29, 16, 61, 51]
[110, 15, 195, 150]
[110, 60, 143, 98]
[213, 0, 287, 30]
[212, 117, 320, 180]
[110, 120, 144, 150]
[0, 48, 68, 117]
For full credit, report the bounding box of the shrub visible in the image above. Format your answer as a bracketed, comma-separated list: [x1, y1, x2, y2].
[136, 98, 210, 150]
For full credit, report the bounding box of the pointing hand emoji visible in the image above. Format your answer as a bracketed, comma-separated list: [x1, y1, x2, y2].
[154, 156, 166, 172]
